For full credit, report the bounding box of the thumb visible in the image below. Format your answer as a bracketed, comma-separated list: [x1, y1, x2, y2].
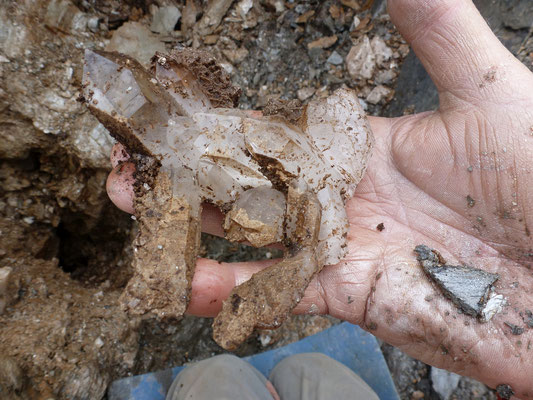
[186, 258, 276, 317]
[388, 0, 529, 105]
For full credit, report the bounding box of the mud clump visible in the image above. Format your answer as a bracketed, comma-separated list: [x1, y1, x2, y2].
[263, 98, 304, 124]
[122, 172, 200, 319]
[83, 48, 373, 350]
[0, 248, 140, 400]
[496, 383, 514, 399]
[155, 48, 241, 108]
[504, 322, 524, 335]
[524, 309, 533, 328]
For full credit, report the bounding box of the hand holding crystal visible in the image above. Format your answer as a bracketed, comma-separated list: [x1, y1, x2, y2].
[106, 0, 533, 396]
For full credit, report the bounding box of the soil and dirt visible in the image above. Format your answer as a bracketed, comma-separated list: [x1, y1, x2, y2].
[262, 98, 303, 123]
[122, 172, 201, 320]
[160, 48, 242, 107]
[0, 0, 531, 399]
[496, 384, 515, 400]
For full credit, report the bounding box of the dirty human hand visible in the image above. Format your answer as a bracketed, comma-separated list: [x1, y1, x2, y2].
[107, 0, 533, 397]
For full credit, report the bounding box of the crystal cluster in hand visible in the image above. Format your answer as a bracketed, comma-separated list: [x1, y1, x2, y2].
[82, 48, 373, 350]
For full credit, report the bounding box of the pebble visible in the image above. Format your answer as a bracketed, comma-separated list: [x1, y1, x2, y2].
[220, 62, 234, 74]
[329, 4, 342, 19]
[296, 10, 315, 24]
[222, 47, 249, 64]
[23, 216, 35, 224]
[203, 35, 219, 45]
[236, 0, 253, 18]
[431, 367, 460, 400]
[297, 87, 315, 101]
[411, 390, 424, 399]
[307, 35, 337, 50]
[267, 0, 285, 13]
[150, 5, 181, 35]
[346, 35, 375, 80]
[366, 85, 391, 104]
[398, 43, 410, 58]
[327, 51, 343, 65]
[341, 0, 361, 10]
[350, 15, 361, 31]
[371, 36, 393, 67]
[87, 16, 100, 33]
[194, 0, 235, 36]
[259, 332, 272, 347]
[375, 69, 396, 85]
[496, 383, 514, 399]
[94, 337, 104, 348]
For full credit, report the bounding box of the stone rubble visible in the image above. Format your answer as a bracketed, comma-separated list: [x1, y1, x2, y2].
[375, 69, 397, 85]
[346, 35, 376, 80]
[297, 87, 316, 101]
[194, 0, 235, 36]
[371, 36, 393, 67]
[106, 21, 167, 67]
[149, 5, 181, 35]
[307, 35, 338, 50]
[366, 84, 392, 104]
[327, 50, 344, 65]
[431, 367, 461, 400]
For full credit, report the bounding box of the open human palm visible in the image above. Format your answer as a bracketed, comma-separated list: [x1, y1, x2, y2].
[107, 0, 533, 397]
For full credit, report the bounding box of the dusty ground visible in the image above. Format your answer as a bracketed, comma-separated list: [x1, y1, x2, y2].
[0, 0, 531, 399]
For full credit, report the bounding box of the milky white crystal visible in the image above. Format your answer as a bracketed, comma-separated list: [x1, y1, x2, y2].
[84, 49, 372, 265]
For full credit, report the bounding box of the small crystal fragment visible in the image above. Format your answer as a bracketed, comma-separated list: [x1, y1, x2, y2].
[224, 186, 285, 247]
[481, 293, 505, 322]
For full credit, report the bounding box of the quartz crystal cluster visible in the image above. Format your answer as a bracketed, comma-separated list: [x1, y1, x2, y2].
[82, 48, 373, 349]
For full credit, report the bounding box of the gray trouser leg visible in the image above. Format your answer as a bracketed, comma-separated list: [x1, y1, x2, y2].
[269, 353, 379, 400]
[166, 354, 273, 400]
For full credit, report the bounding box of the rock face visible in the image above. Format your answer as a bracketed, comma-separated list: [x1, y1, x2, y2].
[83, 48, 373, 349]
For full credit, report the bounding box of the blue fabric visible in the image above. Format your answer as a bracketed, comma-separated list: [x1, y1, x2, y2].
[108, 322, 399, 400]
